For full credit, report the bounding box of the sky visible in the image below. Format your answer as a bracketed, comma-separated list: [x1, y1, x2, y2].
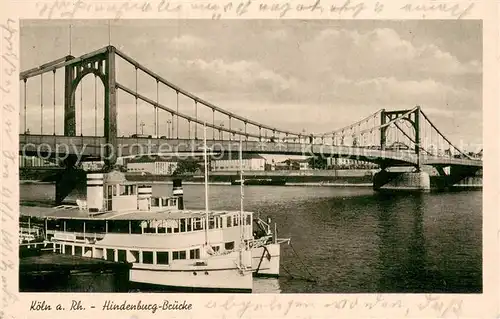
[20, 20, 482, 154]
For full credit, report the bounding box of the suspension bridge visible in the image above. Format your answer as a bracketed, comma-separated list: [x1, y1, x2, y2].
[19, 45, 482, 202]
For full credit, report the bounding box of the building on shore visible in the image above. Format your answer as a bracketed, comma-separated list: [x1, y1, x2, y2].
[270, 157, 378, 171]
[211, 154, 266, 171]
[127, 161, 178, 175]
[328, 158, 379, 169]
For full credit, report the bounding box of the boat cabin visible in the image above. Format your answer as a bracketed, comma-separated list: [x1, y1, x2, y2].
[86, 171, 182, 214]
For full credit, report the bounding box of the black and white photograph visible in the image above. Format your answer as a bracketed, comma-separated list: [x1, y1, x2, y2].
[17, 19, 483, 295]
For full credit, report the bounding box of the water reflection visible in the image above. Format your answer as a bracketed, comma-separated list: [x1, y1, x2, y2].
[375, 193, 433, 292]
[20, 183, 482, 293]
[253, 277, 281, 293]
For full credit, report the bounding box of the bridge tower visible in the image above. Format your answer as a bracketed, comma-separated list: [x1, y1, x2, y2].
[56, 46, 118, 204]
[64, 45, 118, 168]
[375, 106, 429, 191]
[379, 106, 421, 170]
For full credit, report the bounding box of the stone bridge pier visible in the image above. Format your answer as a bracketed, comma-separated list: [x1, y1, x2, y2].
[373, 170, 430, 192]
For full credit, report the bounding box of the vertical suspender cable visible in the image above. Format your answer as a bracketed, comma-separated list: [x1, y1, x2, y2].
[24, 79, 27, 133]
[171, 113, 174, 139]
[69, 24, 72, 55]
[155, 80, 158, 137]
[194, 101, 198, 139]
[176, 91, 179, 139]
[95, 75, 97, 136]
[80, 82, 83, 136]
[40, 75, 44, 134]
[212, 110, 215, 140]
[108, 20, 111, 45]
[135, 67, 138, 135]
[53, 70, 56, 135]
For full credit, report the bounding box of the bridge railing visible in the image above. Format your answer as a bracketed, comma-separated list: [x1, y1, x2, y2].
[18, 134, 482, 168]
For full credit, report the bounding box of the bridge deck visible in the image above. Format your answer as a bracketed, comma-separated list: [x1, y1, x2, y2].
[19, 134, 482, 168]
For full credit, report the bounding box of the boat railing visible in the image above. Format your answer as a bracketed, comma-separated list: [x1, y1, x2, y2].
[246, 235, 273, 249]
[47, 230, 106, 243]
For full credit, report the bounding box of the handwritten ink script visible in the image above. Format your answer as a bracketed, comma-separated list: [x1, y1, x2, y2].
[1, 17, 19, 319]
[205, 294, 463, 318]
[35, 0, 475, 19]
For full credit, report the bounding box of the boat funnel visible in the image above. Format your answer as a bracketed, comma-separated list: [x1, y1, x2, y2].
[172, 179, 184, 210]
[87, 173, 104, 213]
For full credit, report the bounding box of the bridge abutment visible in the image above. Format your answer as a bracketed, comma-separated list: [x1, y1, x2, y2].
[373, 170, 430, 192]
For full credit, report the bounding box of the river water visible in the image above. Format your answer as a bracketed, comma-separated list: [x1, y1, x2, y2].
[20, 183, 482, 293]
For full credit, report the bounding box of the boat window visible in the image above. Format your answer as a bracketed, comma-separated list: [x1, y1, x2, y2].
[193, 218, 203, 231]
[74, 246, 82, 256]
[157, 252, 169, 264]
[189, 248, 200, 260]
[246, 214, 251, 226]
[166, 226, 172, 233]
[186, 218, 192, 232]
[86, 220, 106, 233]
[218, 217, 223, 228]
[108, 220, 129, 233]
[47, 220, 62, 231]
[119, 185, 127, 196]
[234, 215, 239, 226]
[131, 221, 142, 234]
[64, 245, 72, 255]
[142, 251, 153, 264]
[226, 216, 232, 228]
[118, 249, 127, 262]
[151, 198, 160, 207]
[158, 221, 166, 233]
[173, 221, 180, 233]
[84, 247, 92, 256]
[180, 219, 186, 232]
[171, 198, 177, 207]
[173, 250, 186, 260]
[161, 198, 168, 207]
[112, 185, 117, 196]
[66, 219, 84, 232]
[209, 217, 215, 229]
[130, 250, 139, 263]
[106, 249, 115, 261]
[225, 242, 235, 250]
[144, 221, 156, 234]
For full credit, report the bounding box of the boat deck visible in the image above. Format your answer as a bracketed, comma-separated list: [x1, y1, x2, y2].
[20, 205, 253, 220]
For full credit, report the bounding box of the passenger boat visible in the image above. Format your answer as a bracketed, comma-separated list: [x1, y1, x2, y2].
[20, 127, 289, 292]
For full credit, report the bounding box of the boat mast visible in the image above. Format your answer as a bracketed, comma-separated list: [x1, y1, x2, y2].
[203, 123, 209, 246]
[239, 137, 244, 266]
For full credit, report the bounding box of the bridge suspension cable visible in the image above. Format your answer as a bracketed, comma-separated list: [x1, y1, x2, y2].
[114, 48, 302, 138]
[316, 109, 383, 138]
[420, 110, 470, 159]
[346, 106, 418, 142]
[116, 83, 265, 140]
